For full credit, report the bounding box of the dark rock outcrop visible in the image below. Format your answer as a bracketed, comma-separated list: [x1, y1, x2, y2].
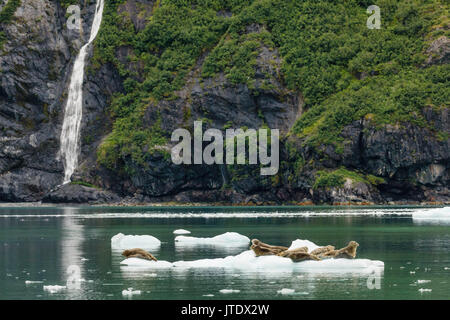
[43, 183, 120, 204]
[425, 36, 450, 66]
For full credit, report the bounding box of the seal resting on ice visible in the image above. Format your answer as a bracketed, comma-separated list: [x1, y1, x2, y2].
[322, 241, 359, 259]
[250, 239, 289, 256]
[277, 248, 321, 262]
[310, 245, 335, 257]
[122, 248, 158, 261]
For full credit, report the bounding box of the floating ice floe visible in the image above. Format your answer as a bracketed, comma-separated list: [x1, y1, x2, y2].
[43, 285, 66, 294]
[122, 288, 141, 296]
[412, 207, 450, 224]
[220, 289, 240, 294]
[121, 258, 173, 269]
[175, 232, 250, 247]
[418, 288, 432, 293]
[111, 233, 161, 250]
[173, 229, 191, 235]
[416, 280, 431, 284]
[277, 288, 295, 295]
[121, 238, 384, 274]
[25, 280, 43, 284]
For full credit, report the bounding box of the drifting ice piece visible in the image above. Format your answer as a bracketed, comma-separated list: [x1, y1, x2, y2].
[173, 229, 191, 235]
[412, 207, 450, 224]
[175, 232, 250, 247]
[111, 233, 161, 250]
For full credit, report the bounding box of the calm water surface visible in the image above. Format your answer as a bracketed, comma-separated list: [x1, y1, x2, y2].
[0, 206, 449, 300]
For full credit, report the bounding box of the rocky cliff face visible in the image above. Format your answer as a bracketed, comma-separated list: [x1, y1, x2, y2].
[0, 0, 111, 201]
[1, 0, 448, 205]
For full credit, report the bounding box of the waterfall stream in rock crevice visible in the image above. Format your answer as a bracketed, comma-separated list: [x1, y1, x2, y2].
[59, 0, 104, 184]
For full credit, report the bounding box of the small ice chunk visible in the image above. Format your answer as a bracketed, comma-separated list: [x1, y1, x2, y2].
[203, 294, 214, 297]
[173, 229, 191, 235]
[25, 281, 43, 284]
[416, 280, 431, 284]
[122, 288, 141, 296]
[144, 273, 158, 277]
[111, 233, 161, 250]
[277, 288, 295, 295]
[43, 285, 66, 294]
[175, 232, 250, 247]
[418, 288, 432, 293]
[220, 289, 240, 294]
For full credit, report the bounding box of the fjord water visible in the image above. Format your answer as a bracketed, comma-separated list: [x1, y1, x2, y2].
[0, 206, 449, 300]
[59, 0, 104, 183]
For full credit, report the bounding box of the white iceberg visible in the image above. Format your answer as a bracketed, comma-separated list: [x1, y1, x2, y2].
[220, 289, 240, 294]
[412, 207, 450, 224]
[173, 229, 191, 235]
[120, 238, 384, 274]
[122, 288, 141, 296]
[175, 232, 250, 247]
[277, 288, 295, 295]
[172, 250, 383, 273]
[111, 233, 161, 250]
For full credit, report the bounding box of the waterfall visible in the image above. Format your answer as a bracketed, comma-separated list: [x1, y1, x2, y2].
[59, 0, 104, 184]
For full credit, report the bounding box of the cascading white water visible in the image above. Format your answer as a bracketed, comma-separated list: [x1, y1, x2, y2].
[59, 0, 104, 184]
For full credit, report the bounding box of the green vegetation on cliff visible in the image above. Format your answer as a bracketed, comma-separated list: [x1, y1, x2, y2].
[313, 167, 385, 189]
[0, 0, 21, 24]
[91, 0, 449, 178]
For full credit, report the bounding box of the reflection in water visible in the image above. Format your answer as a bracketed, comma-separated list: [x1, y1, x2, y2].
[60, 207, 85, 299]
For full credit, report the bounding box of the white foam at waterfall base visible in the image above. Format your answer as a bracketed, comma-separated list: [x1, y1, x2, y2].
[111, 233, 161, 250]
[121, 238, 384, 273]
[59, 0, 104, 183]
[174, 232, 250, 247]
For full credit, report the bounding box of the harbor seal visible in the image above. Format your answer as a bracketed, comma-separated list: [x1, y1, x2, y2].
[122, 248, 158, 261]
[250, 239, 289, 256]
[277, 249, 321, 262]
[322, 241, 359, 259]
[310, 245, 335, 257]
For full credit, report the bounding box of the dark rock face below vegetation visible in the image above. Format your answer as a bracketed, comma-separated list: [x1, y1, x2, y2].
[0, 0, 448, 205]
[43, 183, 120, 204]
